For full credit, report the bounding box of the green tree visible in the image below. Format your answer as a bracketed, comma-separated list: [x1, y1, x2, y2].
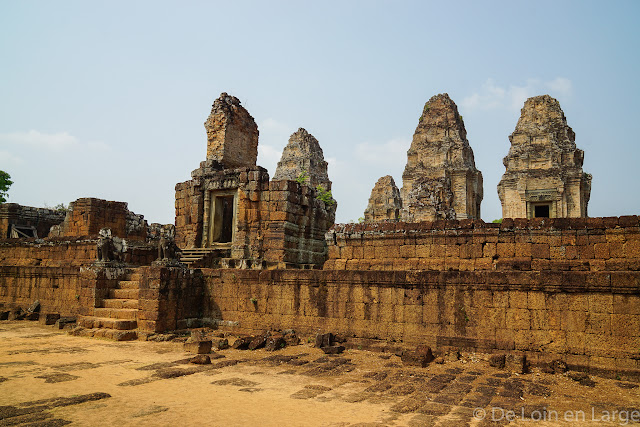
[0, 171, 12, 203]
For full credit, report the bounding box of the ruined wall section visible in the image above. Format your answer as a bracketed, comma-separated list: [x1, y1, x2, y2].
[401, 94, 483, 221]
[53, 198, 147, 240]
[205, 93, 259, 168]
[498, 95, 592, 219]
[0, 204, 66, 239]
[325, 216, 640, 272]
[0, 239, 155, 268]
[364, 175, 402, 222]
[264, 180, 336, 267]
[0, 266, 84, 317]
[175, 173, 207, 249]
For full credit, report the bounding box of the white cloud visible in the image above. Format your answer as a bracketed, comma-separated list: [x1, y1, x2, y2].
[0, 151, 24, 166]
[0, 130, 78, 151]
[0, 130, 110, 152]
[259, 118, 291, 135]
[546, 77, 572, 97]
[256, 118, 294, 176]
[354, 138, 410, 168]
[509, 82, 535, 111]
[462, 77, 573, 112]
[257, 143, 283, 174]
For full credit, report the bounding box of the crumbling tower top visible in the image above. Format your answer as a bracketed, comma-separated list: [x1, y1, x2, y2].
[364, 175, 402, 222]
[273, 128, 332, 190]
[204, 92, 259, 168]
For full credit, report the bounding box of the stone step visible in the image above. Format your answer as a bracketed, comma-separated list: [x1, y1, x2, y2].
[110, 288, 139, 299]
[101, 299, 139, 310]
[94, 308, 138, 320]
[71, 327, 137, 341]
[78, 316, 137, 330]
[179, 248, 230, 266]
[129, 272, 144, 282]
[118, 280, 140, 289]
[181, 248, 216, 253]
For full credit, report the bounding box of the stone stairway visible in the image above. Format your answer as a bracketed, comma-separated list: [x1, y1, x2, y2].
[77, 272, 141, 341]
[179, 248, 229, 267]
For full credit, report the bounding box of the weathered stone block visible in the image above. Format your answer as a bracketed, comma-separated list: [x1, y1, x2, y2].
[184, 340, 212, 354]
[531, 244, 550, 259]
[505, 354, 528, 373]
[401, 345, 434, 367]
[40, 313, 60, 325]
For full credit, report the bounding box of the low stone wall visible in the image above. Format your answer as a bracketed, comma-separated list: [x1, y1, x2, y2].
[0, 266, 83, 316]
[201, 268, 640, 380]
[0, 240, 98, 267]
[325, 216, 640, 271]
[0, 240, 156, 268]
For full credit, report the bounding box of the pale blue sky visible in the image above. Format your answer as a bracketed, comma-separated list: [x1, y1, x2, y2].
[1, 1, 639, 224]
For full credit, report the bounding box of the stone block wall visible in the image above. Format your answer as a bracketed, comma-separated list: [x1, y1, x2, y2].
[134, 266, 204, 332]
[0, 266, 83, 316]
[0, 240, 98, 267]
[0, 240, 156, 268]
[175, 165, 269, 252]
[56, 198, 147, 240]
[201, 268, 640, 379]
[325, 216, 640, 272]
[174, 181, 205, 249]
[0, 203, 66, 239]
[263, 180, 335, 267]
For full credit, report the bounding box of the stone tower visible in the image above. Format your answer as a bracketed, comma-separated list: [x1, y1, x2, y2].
[497, 95, 591, 219]
[364, 175, 402, 222]
[400, 93, 483, 221]
[273, 128, 332, 190]
[204, 93, 259, 168]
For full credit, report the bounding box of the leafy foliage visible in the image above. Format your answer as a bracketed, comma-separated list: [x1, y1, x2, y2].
[45, 202, 69, 213]
[296, 169, 309, 185]
[315, 185, 335, 206]
[0, 170, 13, 203]
[492, 219, 503, 223]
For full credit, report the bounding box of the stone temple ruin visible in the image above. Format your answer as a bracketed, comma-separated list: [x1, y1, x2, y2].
[364, 93, 483, 222]
[1, 91, 639, 382]
[498, 95, 592, 219]
[175, 94, 335, 269]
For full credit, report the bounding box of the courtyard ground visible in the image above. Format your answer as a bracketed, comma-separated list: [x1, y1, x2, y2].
[0, 321, 638, 426]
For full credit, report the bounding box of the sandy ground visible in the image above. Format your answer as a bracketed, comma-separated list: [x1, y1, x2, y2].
[0, 321, 639, 426]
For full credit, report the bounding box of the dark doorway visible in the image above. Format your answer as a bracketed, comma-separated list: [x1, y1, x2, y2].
[10, 225, 37, 239]
[534, 204, 550, 218]
[212, 195, 235, 243]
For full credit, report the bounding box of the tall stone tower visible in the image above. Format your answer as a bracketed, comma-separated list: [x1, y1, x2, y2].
[497, 95, 592, 219]
[364, 175, 402, 222]
[273, 128, 332, 190]
[204, 93, 259, 168]
[400, 93, 483, 221]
